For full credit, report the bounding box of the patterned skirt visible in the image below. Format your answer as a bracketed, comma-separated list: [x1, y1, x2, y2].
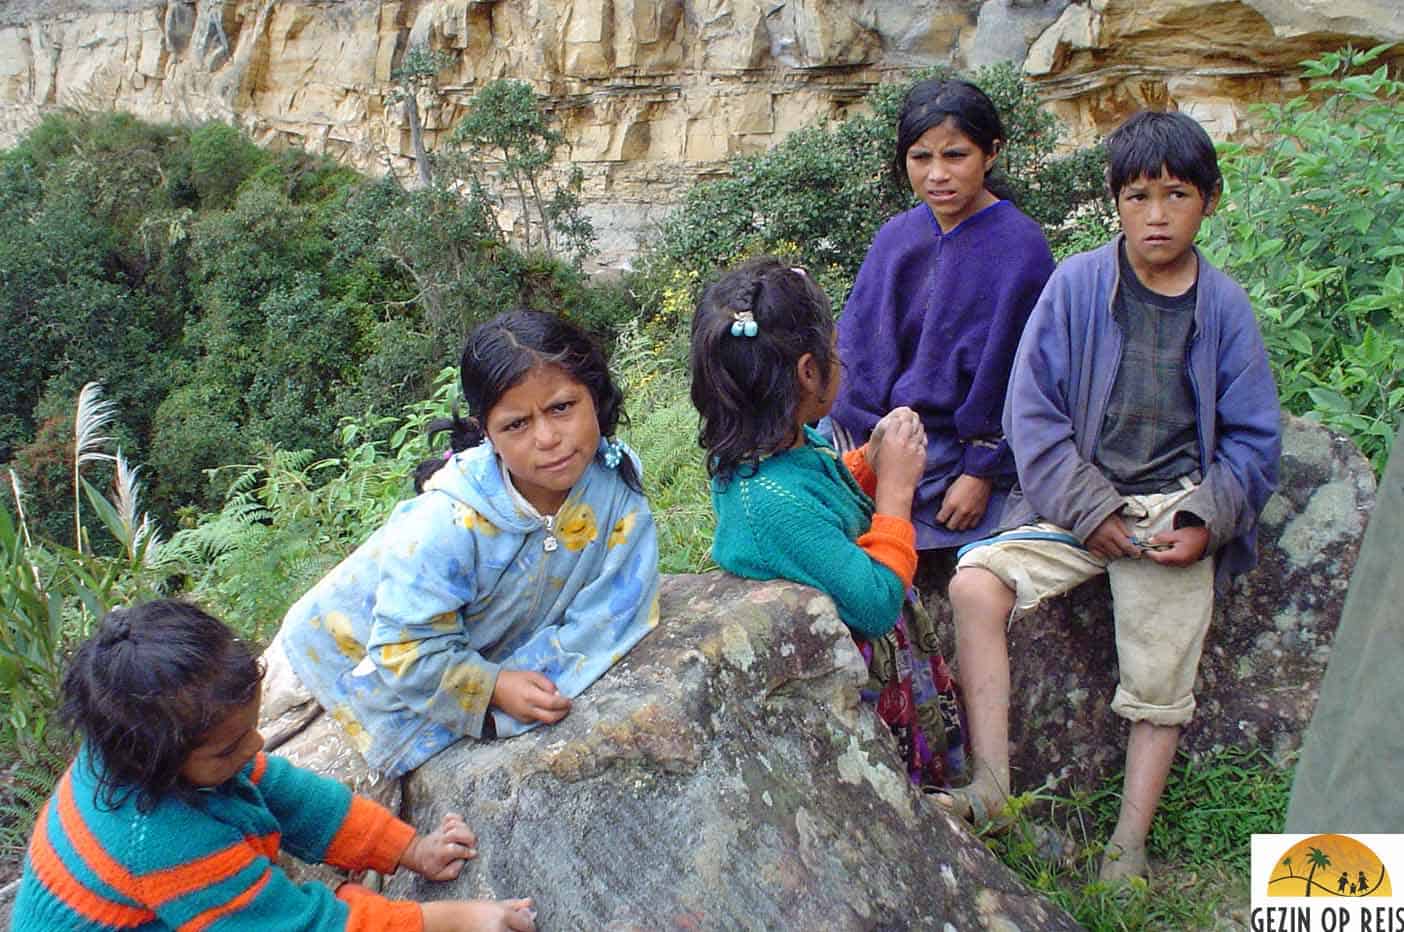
[855, 593, 968, 790]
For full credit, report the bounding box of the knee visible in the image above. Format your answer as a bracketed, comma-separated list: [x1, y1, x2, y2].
[949, 566, 1014, 625]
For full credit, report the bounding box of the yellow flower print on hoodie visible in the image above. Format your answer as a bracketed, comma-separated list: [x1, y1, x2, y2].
[608, 511, 637, 549]
[313, 611, 366, 662]
[379, 641, 419, 678]
[451, 502, 498, 536]
[555, 500, 598, 551]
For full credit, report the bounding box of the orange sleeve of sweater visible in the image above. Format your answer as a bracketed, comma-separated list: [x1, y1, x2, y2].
[842, 446, 917, 587]
[337, 882, 423, 932]
[857, 514, 917, 589]
[841, 446, 878, 497]
[323, 795, 417, 875]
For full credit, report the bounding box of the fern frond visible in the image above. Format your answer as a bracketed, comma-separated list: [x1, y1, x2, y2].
[0, 734, 75, 860]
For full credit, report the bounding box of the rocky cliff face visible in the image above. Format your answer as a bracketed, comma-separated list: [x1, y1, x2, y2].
[2, 0, 1400, 266]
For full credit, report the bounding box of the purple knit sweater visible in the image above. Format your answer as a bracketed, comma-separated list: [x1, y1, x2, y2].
[831, 200, 1054, 549]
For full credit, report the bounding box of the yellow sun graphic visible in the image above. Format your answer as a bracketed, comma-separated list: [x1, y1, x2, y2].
[1268, 835, 1390, 897]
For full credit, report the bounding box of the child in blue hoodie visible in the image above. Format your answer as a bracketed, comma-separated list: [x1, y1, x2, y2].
[265, 310, 661, 783]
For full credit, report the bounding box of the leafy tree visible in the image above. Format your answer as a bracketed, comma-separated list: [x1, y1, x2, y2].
[447, 79, 595, 264]
[184, 121, 268, 208]
[387, 45, 453, 188]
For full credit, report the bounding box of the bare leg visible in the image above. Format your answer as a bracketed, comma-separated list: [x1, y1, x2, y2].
[1101, 721, 1181, 882]
[944, 567, 1016, 819]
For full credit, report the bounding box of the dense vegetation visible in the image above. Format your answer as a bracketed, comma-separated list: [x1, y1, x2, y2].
[1, 51, 1398, 926]
[0, 96, 624, 544]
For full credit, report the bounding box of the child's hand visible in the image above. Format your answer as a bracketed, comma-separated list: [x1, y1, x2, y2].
[492, 671, 571, 725]
[936, 474, 993, 531]
[422, 897, 536, 932]
[1085, 514, 1140, 560]
[872, 407, 926, 486]
[400, 813, 478, 881]
[1142, 526, 1209, 567]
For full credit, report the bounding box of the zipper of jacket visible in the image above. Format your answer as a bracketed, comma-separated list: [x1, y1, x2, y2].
[522, 515, 555, 627]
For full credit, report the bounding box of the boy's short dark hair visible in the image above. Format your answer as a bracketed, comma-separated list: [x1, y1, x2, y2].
[1105, 110, 1222, 203]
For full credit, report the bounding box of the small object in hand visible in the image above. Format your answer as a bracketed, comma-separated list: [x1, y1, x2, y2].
[1129, 536, 1173, 552]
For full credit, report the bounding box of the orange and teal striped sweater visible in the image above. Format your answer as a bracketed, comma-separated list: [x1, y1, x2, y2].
[12, 748, 423, 931]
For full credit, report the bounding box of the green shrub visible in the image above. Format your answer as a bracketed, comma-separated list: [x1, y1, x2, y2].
[167, 370, 460, 637]
[1201, 46, 1403, 470]
[186, 122, 268, 208]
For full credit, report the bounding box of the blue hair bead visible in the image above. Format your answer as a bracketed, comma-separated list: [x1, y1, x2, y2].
[743, 320, 758, 337]
[731, 310, 758, 338]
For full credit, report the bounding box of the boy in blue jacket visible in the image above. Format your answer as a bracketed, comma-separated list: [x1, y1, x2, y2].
[942, 111, 1281, 882]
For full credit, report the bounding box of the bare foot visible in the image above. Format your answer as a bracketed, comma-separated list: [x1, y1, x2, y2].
[932, 782, 1012, 832]
[1099, 841, 1149, 884]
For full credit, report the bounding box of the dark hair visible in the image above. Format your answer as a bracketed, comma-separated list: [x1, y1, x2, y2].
[415, 309, 640, 494]
[61, 600, 263, 812]
[690, 256, 836, 480]
[1105, 110, 1222, 203]
[892, 78, 1013, 201]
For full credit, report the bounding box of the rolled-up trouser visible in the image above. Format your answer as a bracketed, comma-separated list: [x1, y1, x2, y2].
[955, 482, 1214, 726]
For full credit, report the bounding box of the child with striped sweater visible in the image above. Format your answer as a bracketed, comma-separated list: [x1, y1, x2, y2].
[12, 599, 535, 932]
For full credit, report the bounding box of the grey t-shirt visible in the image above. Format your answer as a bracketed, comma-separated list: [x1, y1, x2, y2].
[1093, 244, 1202, 495]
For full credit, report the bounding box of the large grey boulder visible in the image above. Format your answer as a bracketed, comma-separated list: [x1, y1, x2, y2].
[389, 574, 1080, 931]
[915, 414, 1376, 795]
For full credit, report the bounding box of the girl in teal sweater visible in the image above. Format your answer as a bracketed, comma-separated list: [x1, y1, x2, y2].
[690, 257, 965, 788]
[12, 600, 535, 932]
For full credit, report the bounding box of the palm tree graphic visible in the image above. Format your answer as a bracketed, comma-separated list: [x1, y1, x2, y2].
[1282, 856, 1295, 878]
[1304, 847, 1333, 896]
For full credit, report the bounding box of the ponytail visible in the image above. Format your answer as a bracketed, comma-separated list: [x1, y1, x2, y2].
[413, 411, 484, 493]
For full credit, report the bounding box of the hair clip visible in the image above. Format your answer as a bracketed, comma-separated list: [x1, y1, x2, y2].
[603, 438, 624, 469]
[442, 449, 454, 461]
[730, 310, 759, 338]
[790, 266, 808, 279]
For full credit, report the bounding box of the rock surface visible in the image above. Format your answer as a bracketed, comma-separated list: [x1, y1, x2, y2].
[915, 414, 1376, 797]
[1, 0, 1400, 268]
[388, 573, 1081, 930]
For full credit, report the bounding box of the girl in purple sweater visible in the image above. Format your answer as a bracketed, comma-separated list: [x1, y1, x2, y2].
[830, 79, 1055, 551]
